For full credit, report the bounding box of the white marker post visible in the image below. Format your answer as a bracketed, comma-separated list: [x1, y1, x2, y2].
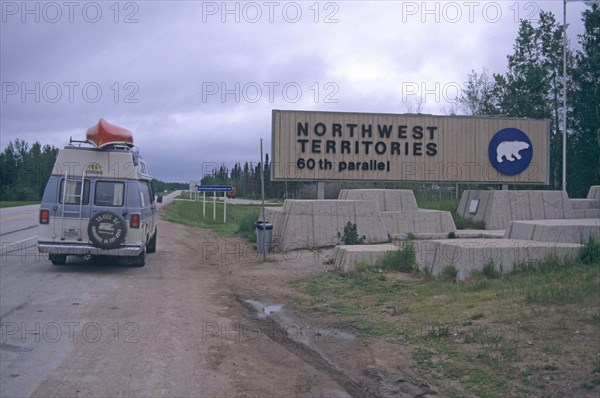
[223, 191, 227, 223]
[213, 191, 216, 221]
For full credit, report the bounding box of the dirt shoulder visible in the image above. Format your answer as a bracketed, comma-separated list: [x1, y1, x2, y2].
[194, 221, 433, 397]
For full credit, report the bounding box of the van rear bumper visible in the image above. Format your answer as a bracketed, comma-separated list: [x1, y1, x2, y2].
[37, 242, 143, 256]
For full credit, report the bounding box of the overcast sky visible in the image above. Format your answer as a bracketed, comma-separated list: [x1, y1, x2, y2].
[0, 0, 591, 182]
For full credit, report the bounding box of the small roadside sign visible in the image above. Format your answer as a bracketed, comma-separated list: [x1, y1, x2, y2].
[197, 185, 233, 192]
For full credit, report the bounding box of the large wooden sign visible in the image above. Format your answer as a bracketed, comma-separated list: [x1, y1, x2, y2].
[271, 110, 549, 184]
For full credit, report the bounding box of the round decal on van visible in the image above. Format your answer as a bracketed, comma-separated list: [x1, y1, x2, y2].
[88, 211, 127, 250]
[488, 128, 533, 176]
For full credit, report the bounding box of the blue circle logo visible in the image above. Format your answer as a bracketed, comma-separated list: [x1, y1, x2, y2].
[488, 128, 533, 176]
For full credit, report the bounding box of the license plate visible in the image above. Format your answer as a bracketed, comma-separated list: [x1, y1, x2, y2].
[63, 229, 79, 239]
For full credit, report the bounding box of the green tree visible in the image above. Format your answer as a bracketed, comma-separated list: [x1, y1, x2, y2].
[496, 11, 570, 189]
[459, 11, 572, 189]
[0, 139, 58, 201]
[568, 4, 600, 197]
[458, 67, 501, 116]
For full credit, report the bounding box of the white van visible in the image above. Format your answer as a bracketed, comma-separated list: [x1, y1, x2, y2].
[37, 119, 157, 266]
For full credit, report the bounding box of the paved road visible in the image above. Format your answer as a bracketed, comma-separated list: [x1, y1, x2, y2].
[0, 205, 39, 256]
[0, 217, 229, 397]
[0, 192, 180, 258]
[0, 190, 425, 397]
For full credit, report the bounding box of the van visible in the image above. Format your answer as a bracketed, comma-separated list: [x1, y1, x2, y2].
[37, 119, 157, 266]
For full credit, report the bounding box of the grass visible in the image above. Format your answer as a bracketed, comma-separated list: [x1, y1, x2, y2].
[378, 243, 417, 273]
[163, 200, 260, 239]
[291, 240, 600, 397]
[0, 201, 39, 208]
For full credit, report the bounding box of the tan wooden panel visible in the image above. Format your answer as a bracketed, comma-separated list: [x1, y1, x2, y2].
[272, 110, 549, 184]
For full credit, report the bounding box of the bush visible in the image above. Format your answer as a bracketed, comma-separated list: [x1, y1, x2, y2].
[580, 237, 600, 265]
[235, 211, 261, 242]
[379, 243, 417, 273]
[338, 221, 366, 245]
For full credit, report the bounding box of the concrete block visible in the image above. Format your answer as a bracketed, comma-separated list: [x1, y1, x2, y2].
[571, 199, 600, 210]
[267, 200, 388, 251]
[509, 190, 530, 221]
[263, 206, 285, 248]
[381, 210, 456, 237]
[488, 191, 511, 230]
[414, 239, 582, 281]
[572, 209, 600, 219]
[528, 191, 545, 220]
[334, 244, 399, 272]
[338, 189, 418, 212]
[457, 190, 491, 223]
[588, 186, 600, 200]
[504, 219, 600, 244]
[458, 190, 577, 230]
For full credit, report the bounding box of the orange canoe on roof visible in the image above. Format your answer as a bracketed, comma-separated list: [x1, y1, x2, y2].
[86, 118, 134, 148]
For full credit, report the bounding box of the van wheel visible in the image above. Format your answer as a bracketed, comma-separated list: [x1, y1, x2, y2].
[146, 229, 157, 253]
[49, 254, 67, 265]
[130, 249, 146, 267]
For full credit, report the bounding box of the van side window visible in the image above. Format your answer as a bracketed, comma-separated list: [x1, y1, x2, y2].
[138, 182, 151, 207]
[95, 181, 125, 207]
[59, 179, 90, 205]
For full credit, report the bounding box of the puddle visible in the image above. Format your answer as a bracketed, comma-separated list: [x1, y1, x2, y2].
[244, 299, 284, 318]
[263, 305, 283, 314]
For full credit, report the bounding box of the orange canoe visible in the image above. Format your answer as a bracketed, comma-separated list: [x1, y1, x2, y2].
[86, 118, 134, 148]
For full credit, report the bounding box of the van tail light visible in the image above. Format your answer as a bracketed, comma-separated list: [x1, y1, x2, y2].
[130, 214, 140, 228]
[40, 209, 50, 224]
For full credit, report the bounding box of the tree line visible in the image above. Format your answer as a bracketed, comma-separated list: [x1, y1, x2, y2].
[0, 139, 58, 201]
[200, 154, 303, 199]
[0, 138, 186, 201]
[458, 7, 599, 198]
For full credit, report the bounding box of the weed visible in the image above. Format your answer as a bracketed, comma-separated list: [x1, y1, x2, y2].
[447, 231, 457, 239]
[379, 243, 417, 273]
[440, 265, 459, 283]
[406, 232, 417, 240]
[481, 260, 501, 279]
[338, 221, 366, 245]
[580, 237, 600, 265]
[235, 211, 261, 242]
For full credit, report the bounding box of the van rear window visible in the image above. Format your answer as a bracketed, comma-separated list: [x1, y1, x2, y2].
[59, 179, 90, 205]
[95, 181, 125, 207]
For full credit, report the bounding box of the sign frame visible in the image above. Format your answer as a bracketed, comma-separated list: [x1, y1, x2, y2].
[271, 109, 550, 185]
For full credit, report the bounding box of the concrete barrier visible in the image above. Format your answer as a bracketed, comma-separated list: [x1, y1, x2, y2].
[333, 244, 398, 272]
[414, 239, 582, 280]
[261, 200, 389, 251]
[339, 189, 456, 237]
[382, 210, 456, 239]
[588, 186, 600, 200]
[338, 189, 418, 211]
[457, 190, 575, 230]
[504, 219, 600, 244]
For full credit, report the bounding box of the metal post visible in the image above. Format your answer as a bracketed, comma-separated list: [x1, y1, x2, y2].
[317, 181, 325, 199]
[203, 192, 206, 217]
[562, 0, 567, 192]
[213, 191, 216, 221]
[223, 191, 227, 223]
[260, 139, 266, 262]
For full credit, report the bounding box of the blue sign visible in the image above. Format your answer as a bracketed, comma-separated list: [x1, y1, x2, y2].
[488, 128, 533, 176]
[197, 185, 233, 192]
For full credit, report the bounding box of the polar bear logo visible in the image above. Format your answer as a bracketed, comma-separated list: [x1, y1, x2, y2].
[496, 141, 530, 163]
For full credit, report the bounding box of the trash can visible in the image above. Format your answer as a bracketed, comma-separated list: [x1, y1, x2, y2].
[255, 221, 273, 253]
